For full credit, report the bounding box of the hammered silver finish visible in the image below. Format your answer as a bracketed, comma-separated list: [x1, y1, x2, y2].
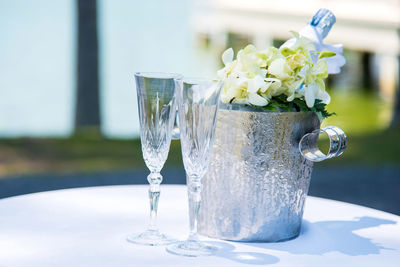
[198, 106, 320, 242]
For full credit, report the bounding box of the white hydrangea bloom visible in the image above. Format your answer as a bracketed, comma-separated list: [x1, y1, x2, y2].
[217, 31, 341, 109]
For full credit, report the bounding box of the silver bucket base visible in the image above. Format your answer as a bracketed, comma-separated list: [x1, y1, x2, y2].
[198, 107, 320, 242]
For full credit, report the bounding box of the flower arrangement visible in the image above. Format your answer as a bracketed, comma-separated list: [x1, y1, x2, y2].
[217, 31, 340, 120]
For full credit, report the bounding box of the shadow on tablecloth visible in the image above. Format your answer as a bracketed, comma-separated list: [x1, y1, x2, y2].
[243, 216, 397, 256]
[208, 241, 280, 265]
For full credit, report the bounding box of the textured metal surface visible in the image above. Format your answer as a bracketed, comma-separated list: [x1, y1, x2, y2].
[198, 107, 320, 242]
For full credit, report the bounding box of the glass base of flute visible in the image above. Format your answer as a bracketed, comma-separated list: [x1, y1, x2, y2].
[166, 239, 217, 257]
[127, 230, 175, 246]
[166, 179, 217, 256]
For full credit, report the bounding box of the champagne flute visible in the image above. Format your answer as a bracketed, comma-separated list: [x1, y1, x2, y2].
[127, 72, 182, 246]
[166, 78, 223, 256]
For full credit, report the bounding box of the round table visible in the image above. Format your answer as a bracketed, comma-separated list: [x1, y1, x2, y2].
[0, 185, 399, 266]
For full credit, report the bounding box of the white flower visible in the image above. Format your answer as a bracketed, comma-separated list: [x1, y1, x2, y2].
[221, 72, 270, 106]
[248, 92, 268, 106]
[286, 30, 316, 52]
[318, 90, 331, 105]
[285, 79, 303, 101]
[262, 78, 281, 93]
[218, 46, 271, 106]
[217, 32, 341, 111]
[304, 83, 331, 107]
[304, 83, 319, 107]
[248, 75, 267, 93]
[222, 47, 234, 65]
[217, 48, 236, 79]
[220, 71, 247, 103]
[268, 58, 292, 80]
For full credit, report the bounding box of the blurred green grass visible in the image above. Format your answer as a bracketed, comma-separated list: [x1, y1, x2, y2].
[0, 90, 398, 177]
[322, 89, 393, 135]
[318, 89, 399, 166]
[0, 136, 183, 176]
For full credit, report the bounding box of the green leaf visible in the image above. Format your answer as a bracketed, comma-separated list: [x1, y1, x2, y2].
[252, 95, 335, 120]
[318, 51, 336, 59]
[281, 47, 296, 57]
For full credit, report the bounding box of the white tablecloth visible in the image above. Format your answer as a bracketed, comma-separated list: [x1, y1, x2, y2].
[0, 185, 399, 266]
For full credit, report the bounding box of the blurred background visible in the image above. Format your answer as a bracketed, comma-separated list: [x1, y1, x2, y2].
[0, 0, 399, 214]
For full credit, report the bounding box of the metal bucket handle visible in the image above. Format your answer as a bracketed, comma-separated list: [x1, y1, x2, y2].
[299, 126, 347, 162]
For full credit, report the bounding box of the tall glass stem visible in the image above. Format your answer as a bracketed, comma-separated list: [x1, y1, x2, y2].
[188, 175, 202, 242]
[148, 172, 162, 231]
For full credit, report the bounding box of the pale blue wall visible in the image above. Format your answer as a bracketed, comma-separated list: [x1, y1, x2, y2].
[99, 0, 195, 138]
[0, 0, 213, 138]
[0, 0, 75, 137]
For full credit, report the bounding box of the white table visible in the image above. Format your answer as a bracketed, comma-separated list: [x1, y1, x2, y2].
[0, 185, 399, 267]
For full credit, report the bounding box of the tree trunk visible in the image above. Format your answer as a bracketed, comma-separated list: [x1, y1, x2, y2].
[361, 51, 373, 92]
[75, 0, 100, 133]
[390, 55, 400, 128]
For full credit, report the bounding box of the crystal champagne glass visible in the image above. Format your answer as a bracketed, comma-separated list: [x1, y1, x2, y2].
[127, 72, 182, 246]
[166, 78, 223, 256]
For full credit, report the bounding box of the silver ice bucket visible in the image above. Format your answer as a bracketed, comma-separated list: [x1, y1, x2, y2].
[198, 104, 346, 242]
